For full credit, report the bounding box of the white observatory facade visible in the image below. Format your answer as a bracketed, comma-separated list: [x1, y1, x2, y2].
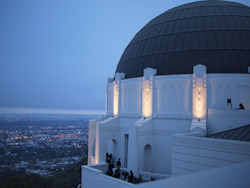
[88, 65, 250, 175]
[82, 1, 250, 187]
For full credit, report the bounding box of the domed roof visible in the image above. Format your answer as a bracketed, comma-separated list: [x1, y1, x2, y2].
[115, 0, 250, 79]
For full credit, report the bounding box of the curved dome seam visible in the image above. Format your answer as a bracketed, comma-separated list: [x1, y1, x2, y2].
[119, 49, 250, 64]
[141, 14, 250, 33]
[146, 3, 249, 28]
[126, 29, 250, 49]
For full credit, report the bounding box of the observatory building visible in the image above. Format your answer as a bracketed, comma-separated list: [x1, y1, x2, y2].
[82, 1, 250, 187]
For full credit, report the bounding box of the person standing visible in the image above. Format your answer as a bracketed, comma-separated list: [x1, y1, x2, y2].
[129, 171, 134, 183]
[124, 172, 129, 182]
[117, 158, 121, 168]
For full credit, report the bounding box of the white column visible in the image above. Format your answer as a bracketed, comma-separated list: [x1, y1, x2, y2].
[113, 72, 125, 116]
[191, 64, 207, 135]
[106, 78, 113, 115]
[142, 68, 157, 118]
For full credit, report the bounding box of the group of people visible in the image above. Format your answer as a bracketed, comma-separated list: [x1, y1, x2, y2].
[124, 170, 134, 183]
[106, 153, 134, 183]
[106, 153, 114, 176]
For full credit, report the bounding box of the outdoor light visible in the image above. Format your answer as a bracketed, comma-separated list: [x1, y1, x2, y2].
[142, 88, 152, 117]
[113, 87, 119, 116]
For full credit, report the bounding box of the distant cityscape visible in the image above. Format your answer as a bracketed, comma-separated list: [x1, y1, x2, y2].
[0, 113, 100, 177]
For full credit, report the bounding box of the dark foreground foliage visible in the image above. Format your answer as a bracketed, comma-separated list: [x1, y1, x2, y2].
[0, 157, 87, 188]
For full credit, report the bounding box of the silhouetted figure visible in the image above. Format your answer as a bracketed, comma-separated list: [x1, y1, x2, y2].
[110, 155, 114, 168]
[114, 166, 121, 178]
[124, 172, 129, 182]
[117, 158, 121, 168]
[129, 170, 134, 183]
[106, 153, 109, 163]
[106, 162, 114, 176]
[239, 103, 245, 110]
[110, 154, 112, 160]
[106, 153, 113, 164]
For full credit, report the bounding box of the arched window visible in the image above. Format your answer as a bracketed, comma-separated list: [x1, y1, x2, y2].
[143, 144, 152, 172]
[107, 139, 118, 163]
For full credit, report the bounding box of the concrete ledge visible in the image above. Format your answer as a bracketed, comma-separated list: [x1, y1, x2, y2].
[173, 134, 250, 154]
[82, 163, 134, 188]
[134, 162, 250, 188]
[140, 171, 169, 181]
[172, 134, 250, 176]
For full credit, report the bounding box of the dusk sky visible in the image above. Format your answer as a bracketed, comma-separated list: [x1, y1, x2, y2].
[0, 0, 249, 113]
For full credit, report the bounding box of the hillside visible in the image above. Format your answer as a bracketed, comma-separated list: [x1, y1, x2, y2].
[0, 157, 87, 188]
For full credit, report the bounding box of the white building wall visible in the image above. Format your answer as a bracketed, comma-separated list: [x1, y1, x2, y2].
[207, 109, 250, 134]
[95, 117, 121, 164]
[107, 83, 114, 116]
[88, 116, 107, 164]
[206, 74, 250, 134]
[207, 74, 250, 110]
[154, 75, 192, 116]
[120, 78, 142, 117]
[119, 118, 140, 171]
[152, 119, 192, 174]
[89, 68, 250, 183]
[172, 134, 250, 176]
[88, 119, 96, 165]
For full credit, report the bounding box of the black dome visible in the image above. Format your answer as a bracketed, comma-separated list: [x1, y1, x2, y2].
[115, 0, 250, 79]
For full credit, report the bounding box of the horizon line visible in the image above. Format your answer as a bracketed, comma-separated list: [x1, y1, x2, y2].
[0, 107, 105, 115]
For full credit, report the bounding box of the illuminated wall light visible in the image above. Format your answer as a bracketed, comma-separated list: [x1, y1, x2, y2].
[113, 88, 119, 116]
[143, 88, 152, 117]
[194, 87, 205, 119]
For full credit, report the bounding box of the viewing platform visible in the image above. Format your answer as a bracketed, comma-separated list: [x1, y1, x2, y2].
[81, 162, 169, 188]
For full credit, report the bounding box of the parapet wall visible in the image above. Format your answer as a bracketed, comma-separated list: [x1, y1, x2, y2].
[81, 163, 133, 188]
[172, 134, 250, 176]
